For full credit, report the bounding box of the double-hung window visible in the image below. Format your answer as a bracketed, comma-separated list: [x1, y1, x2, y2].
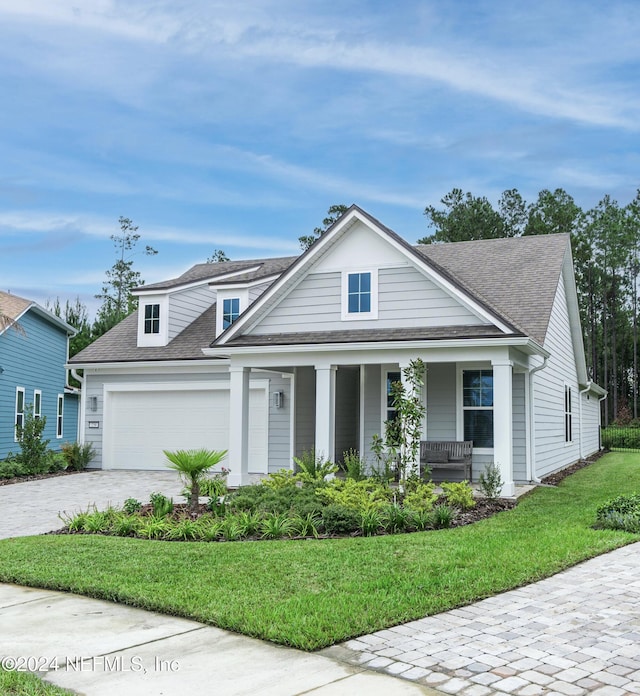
[144, 303, 160, 334]
[222, 298, 240, 329]
[462, 370, 494, 448]
[15, 387, 25, 441]
[564, 385, 572, 442]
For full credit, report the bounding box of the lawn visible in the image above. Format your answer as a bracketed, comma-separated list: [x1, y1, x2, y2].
[0, 667, 74, 695]
[0, 452, 638, 651]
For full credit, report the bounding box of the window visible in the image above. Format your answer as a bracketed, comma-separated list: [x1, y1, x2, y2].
[56, 395, 64, 439]
[15, 387, 25, 441]
[222, 298, 240, 329]
[564, 385, 572, 443]
[384, 370, 402, 445]
[144, 303, 160, 334]
[33, 390, 42, 420]
[348, 273, 371, 313]
[463, 370, 493, 448]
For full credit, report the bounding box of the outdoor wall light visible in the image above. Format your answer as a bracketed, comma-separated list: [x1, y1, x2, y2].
[273, 391, 284, 409]
[89, 396, 98, 412]
[0, 366, 4, 374]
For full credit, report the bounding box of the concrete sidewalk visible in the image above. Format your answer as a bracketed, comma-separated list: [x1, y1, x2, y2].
[0, 583, 438, 696]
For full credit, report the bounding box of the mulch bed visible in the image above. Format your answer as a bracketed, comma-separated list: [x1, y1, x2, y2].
[540, 450, 605, 487]
[0, 469, 87, 487]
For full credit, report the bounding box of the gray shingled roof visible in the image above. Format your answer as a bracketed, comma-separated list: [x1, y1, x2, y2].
[70, 305, 222, 363]
[70, 222, 569, 363]
[224, 325, 513, 347]
[140, 256, 297, 291]
[415, 234, 569, 346]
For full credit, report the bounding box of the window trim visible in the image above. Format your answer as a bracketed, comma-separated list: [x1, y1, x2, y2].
[381, 367, 402, 444]
[341, 269, 378, 320]
[143, 303, 161, 335]
[33, 389, 42, 420]
[15, 387, 25, 442]
[457, 365, 494, 451]
[222, 297, 241, 330]
[564, 384, 573, 444]
[56, 394, 64, 439]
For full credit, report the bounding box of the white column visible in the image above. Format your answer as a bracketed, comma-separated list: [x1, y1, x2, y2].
[228, 365, 250, 488]
[492, 359, 515, 497]
[315, 365, 337, 463]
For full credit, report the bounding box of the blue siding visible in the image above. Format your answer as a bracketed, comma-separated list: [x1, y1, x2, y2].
[0, 309, 76, 459]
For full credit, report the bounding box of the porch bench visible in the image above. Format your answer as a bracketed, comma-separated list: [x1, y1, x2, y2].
[420, 440, 473, 481]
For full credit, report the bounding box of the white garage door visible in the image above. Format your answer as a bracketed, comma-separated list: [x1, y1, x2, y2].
[103, 384, 267, 472]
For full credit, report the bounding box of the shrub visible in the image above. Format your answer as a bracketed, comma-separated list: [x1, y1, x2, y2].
[382, 504, 411, 534]
[478, 462, 503, 500]
[431, 503, 457, 529]
[410, 507, 435, 532]
[219, 516, 244, 542]
[260, 513, 295, 540]
[403, 482, 437, 511]
[60, 442, 96, 471]
[596, 511, 640, 533]
[82, 509, 116, 534]
[112, 513, 141, 537]
[149, 492, 174, 518]
[340, 449, 367, 481]
[14, 407, 50, 474]
[441, 481, 476, 510]
[595, 493, 640, 532]
[167, 518, 204, 541]
[164, 448, 228, 514]
[321, 504, 360, 535]
[359, 508, 382, 537]
[315, 479, 392, 512]
[123, 498, 143, 514]
[291, 512, 321, 538]
[235, 510, 262, 537]
[260, 469, 301, 490]
[138, 517, 170, 540]
[227, 484, 322, 517]
[0, 458, 25, 479]
[596, 493, 640, 518]
[294, 450, 338, 483]
[199, 516, 224, 541]
[199, 469, 229, 498]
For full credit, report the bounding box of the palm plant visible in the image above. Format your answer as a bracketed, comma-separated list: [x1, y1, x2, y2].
[164, 448, 228, 514]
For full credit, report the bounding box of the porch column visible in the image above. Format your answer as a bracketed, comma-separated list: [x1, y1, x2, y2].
[315, 364, 337, 464]
[492, 359, 515, 497]
[228, 365, 251, 488]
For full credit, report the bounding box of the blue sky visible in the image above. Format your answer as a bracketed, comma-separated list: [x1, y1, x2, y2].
[0, 0, 638, 318]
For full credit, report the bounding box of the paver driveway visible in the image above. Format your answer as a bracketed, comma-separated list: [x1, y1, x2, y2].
[323, 543, 640, 695]
[0, 470, 185, 539]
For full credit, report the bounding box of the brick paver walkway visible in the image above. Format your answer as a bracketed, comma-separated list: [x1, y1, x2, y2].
[323, 542, 640, 695]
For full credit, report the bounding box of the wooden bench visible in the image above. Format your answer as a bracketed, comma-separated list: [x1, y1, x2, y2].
[420, 440, 473, 481]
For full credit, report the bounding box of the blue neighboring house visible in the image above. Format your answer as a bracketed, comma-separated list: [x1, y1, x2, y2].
[0, 291, 78, 460]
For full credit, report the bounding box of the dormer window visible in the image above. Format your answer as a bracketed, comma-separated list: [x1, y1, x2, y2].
[341, 269, 378, 320]
[144, 303, 160, 334]
[222, 298, 240, 329]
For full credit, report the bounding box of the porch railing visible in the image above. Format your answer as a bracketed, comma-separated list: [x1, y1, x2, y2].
[601, 426, 640, 452]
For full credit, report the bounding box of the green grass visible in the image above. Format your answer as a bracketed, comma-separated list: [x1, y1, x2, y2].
[0, 668, 75, 695]
[0, 452, 638, 650]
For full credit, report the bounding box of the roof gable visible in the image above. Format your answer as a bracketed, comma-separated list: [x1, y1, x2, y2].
[0, 291, 74, 337]
[215, 205, 517, 346]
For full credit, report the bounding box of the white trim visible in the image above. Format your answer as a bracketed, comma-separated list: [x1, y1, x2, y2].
[133, 265, 265, 297]
[56, 393, 64, 439]
[137, 296, 169, 347]
[456, 363, 494, 454]
[216, 289, 249, 338]
[341, 269, 379, 321]
[33, 389, 42, 420]
[212, 273, 281, 290]
[15, 386, 25, 442]
[216, 207, 516, 346]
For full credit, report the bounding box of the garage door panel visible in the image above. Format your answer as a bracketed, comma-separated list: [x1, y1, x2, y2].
[104, 387, 267, 472]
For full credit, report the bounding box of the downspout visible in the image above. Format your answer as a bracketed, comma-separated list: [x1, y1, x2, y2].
[578, 381, 592, 460]
[528, 356, 549, 484]
[598, 392, 608, 450]
[70, 368, 85, 445]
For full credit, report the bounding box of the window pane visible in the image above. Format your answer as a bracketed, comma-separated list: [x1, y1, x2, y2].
[464, 410, 494, 448]
[348, 273, 359, 293]
[348, 294, 359, 313]
[17, 390, 24, 411]
[359, 272, 370, 292]
[360, 293, 371, 312]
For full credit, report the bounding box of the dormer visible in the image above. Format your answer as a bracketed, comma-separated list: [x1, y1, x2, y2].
[136, 293, 169, 347]
[212, 274, 276, 338]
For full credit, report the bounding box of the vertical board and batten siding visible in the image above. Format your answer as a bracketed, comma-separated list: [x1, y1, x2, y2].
[84, 369, 290, 471]
[0, 310, 75, 458]
[294, 366, 315, 458]
[248, 266, 486, 335]
[168, 286, 215, 340]
[534, 272, 581, 478]
[335, 367, 359, 463]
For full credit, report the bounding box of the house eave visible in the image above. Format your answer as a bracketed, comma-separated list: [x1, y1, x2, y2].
[202, 336, 549, 359]
[66, 358, 230, 371]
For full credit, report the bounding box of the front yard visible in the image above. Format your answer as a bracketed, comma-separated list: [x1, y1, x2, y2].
[0, 452, 638, 651]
